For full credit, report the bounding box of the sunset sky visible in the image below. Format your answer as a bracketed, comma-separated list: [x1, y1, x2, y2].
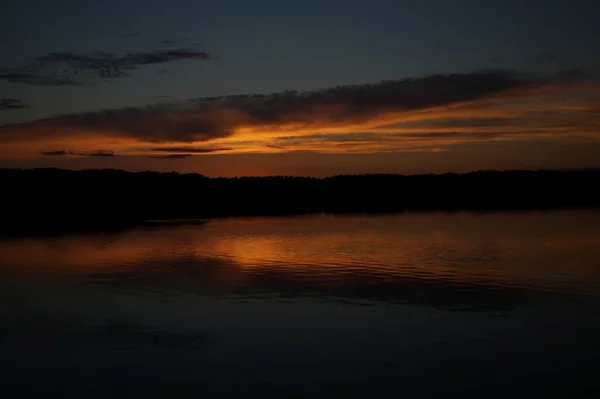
[1, 0, 599, 176]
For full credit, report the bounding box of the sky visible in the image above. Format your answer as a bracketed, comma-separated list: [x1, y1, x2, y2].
[1, 0, 599, 176]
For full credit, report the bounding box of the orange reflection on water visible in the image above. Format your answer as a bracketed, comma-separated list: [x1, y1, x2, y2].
[198, 211, 600, 295]
[1, 210, 600, 297]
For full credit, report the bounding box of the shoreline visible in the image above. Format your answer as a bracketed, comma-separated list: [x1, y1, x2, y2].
[2, 167, 600, 237]
[1, 205, 599, 238]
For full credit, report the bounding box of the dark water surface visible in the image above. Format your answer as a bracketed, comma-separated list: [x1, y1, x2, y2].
[2, 210, 600, 397]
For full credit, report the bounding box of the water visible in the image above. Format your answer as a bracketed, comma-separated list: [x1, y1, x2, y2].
[1, 210, 600, 397]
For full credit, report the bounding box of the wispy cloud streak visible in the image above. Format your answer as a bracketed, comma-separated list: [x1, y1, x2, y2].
[42, 149, 116, 157]
[148, 154, 193, 159]
[150, 147, 232, 153]
[0, 48, 213, 86]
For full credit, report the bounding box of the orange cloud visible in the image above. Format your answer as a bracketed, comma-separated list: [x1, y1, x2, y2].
[0, 69, 598, 158]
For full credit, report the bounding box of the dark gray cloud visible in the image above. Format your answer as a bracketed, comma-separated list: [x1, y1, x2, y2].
[192, 69, 541, 116]
[0, 98, 30, 111]
[41, 149, 116, 157]
[79, 150, 116, 157]
[42, 147, 225, 158]
[125, 49, 211, 65]
[42, 150, 72, 156]
[0, 48, 213, 86]
[149, 154, 193, 159]
[266, 144, 286, 149]
[150, 147, 232, 153]
[0, 71, 80, 86]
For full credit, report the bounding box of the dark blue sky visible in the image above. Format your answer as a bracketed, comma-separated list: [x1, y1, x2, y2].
[1, 0, 599, 175]
[3, 0, 598, 120]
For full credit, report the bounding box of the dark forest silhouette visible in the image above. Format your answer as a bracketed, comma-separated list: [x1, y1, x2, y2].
[2, 167, 599, 234]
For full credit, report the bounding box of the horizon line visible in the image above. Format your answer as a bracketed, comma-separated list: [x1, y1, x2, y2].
[2, 166, 600, 180]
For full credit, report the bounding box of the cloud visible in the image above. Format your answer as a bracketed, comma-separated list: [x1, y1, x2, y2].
[555, 67, 588, 82]
[0, 48, 213, 86]
[384, 117, 518, 130]
[1, 69, 550, 137]
[42, 150, 72, 156]
[277, 132, 382, 143]
[125, 49, 211, 65]
[0, 71, 79, 86]
[158, 38, 203, 48]
[268, 130, 513, 152]
[149, 154, 193, 159]
[79, 150, 116, 157]
[38, 146, 229, 158]
[0, 98, 30, 111]
[1, 68, 597, 157]
[395, 131, 506, 139]
[41, 149, 116, 157]
[150, 147, 232, 153]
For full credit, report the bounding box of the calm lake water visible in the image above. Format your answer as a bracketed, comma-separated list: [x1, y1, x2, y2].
[2, 210, 600, 397]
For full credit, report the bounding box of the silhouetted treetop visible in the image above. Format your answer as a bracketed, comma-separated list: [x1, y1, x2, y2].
[1, 167, 599, 234]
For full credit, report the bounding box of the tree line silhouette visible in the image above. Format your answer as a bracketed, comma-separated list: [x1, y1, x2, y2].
[2, 167, 599, 234]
